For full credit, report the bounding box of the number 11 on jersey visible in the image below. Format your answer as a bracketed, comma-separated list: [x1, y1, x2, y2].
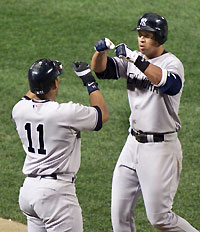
[25, 123, 46, 155]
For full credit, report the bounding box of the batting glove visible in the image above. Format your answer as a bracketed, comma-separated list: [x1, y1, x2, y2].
[72, 62, 99, 94]
[94, 38, 115, 52]
[72, 62, 96, 86]
[115, 43, 139, 63]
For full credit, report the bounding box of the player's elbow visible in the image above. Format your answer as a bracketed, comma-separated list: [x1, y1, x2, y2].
[93, 106, 109, 131]
[102, 111, 110, 124]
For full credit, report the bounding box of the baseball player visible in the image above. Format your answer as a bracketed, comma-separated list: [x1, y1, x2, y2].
[91, 13, 198, 231]
[12, 58, 109, 232]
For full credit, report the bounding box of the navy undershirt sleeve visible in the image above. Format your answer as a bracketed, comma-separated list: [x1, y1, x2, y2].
[92, 106, 102, 131]
[95, 57, 119, 80]
[160, 72, 182, 96]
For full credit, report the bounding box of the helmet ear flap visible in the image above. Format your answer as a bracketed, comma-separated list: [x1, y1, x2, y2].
[155, 25, 168, 45]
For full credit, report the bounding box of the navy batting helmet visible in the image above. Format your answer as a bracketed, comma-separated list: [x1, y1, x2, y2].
[134, 13, 168, 45]
[28, 58, 63, 94]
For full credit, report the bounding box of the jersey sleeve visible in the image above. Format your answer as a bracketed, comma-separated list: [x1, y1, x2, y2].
[164, 56, 184, 83]
[60, 102, 102, 131]
[159, 72, 182, 96]
[95, 56, 128, 79]
[160, 56, 184, 95]
[11, 96, 31, 123]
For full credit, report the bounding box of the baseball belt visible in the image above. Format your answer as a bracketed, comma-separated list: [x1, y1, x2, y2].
[28, 173, 76, 183]
[131, 129, 176, 143]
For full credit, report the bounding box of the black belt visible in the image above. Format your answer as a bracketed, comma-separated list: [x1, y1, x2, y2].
[28, 173, 57, 179]
[28, 174, 76, 183]
[131, 129, 164, 143]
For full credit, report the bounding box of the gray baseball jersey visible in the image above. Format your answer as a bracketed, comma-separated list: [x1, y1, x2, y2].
[12, 97, 101, 176]
[109, 52, 198, 231]
[113, 51, 184, 133]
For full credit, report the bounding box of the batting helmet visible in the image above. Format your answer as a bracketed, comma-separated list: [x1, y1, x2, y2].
[134, 13, 168, 45]
[28, 58, 63, 94]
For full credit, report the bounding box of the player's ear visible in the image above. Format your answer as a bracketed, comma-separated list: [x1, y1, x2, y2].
[52, 77, 59, 90]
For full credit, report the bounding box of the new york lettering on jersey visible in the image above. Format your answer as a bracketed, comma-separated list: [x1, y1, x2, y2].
[127, 72, 159, 93]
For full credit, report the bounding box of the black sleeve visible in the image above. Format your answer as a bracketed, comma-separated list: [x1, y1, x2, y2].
[92, 106, 102, 131]
[95, 57, 119, 80]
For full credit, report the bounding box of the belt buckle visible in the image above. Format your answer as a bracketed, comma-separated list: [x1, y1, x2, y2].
[131, 129, 148, 143]
[132, 129, 141, 136]
[135, 131, 147, 143]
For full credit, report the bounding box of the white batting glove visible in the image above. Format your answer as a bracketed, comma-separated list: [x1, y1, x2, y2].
[94, 38, 115, 52]
[115, 43, 139, 63]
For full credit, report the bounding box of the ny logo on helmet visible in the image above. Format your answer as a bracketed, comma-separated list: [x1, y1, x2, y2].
[140, 18, 147, 26]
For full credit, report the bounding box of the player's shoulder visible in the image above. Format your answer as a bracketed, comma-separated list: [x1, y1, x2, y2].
[12, 96, 31, 110]
[151, 51, 184, 70]
[12, 96, 32, 120]
[166, 52, 184, 72]
[59, 101, 91, 112]
[59, 101, 97, 118]
[165, 52, 182, 61]
[161, 52, 183, 66]
[60, 101, 82, 108]
[57, 101, 97, 124]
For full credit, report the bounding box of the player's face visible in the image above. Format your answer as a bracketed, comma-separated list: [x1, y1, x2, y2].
[137, 30, 160, 59]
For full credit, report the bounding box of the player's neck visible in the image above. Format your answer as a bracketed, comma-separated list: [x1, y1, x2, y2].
[145, 47, 165, 60]
[34, 95, 49, 101]
[34, 91, 56, 101]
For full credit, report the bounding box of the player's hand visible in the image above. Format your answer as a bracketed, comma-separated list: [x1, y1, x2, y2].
[115, 43, 139, 63]
[72, 62, 96, 86]
[94, 38, 115, 52]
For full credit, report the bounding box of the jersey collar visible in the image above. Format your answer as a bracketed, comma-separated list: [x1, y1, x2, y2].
[32, 99, 51, 103]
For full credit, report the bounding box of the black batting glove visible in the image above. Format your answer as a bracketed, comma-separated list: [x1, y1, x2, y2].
[72, 62, 95, 86]
[115, 44, 150, 73]
[115, 44, 127, 57]
[72, 62, 99, 94]
[115, 43, 139, 63]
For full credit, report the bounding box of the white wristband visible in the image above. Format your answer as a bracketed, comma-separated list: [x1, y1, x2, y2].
[154, 68, 168, 87]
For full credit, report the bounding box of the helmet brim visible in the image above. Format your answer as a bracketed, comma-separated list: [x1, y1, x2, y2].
[132, 26, 156, 32]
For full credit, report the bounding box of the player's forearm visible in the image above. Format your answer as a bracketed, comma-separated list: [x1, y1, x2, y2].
[115, 44, 163, 85]
[72, 61, 109, 123]
[91, 51, 107, 73]
[89, 90, 109, 123]
[144, 63, 162, 85]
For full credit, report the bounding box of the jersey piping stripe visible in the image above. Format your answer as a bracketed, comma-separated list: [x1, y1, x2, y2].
[92, 106, 102, 131]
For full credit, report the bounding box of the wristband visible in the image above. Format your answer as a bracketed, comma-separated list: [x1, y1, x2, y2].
[154, 69, 168, 87]
[134, 56, 150, 73]
[86, 82, 99, 94]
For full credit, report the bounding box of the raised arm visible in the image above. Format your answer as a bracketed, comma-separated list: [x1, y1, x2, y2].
[115, 44, 182, 95]
[91, 51, 107, 73]
[91, 38, 115, 73]
[72, 61, 109, 124]
[89, 88, 109, 123]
